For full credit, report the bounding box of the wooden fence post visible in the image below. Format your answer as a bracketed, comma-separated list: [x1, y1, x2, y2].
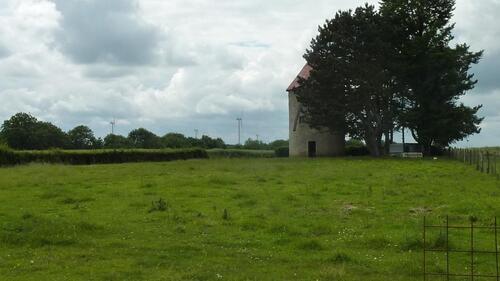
[477, 151, 480, 171]
[487, 152, 491, 174]
[482, 151, 485, 173]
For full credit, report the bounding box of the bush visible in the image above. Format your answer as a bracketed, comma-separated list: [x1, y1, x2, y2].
[275, 147, 289, 158]
[345, 144, 370, 156]
[0, 148, 208, 166]
[430, 145, 446, 156]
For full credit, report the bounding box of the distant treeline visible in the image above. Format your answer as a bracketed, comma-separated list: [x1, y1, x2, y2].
[0, 113, 287, 151]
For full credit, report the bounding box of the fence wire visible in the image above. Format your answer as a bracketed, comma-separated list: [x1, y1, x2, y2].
[449, 148, 499, 179]
[423, 216, 500, 280]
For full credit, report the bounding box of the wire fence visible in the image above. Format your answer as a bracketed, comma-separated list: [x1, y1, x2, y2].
[449, 148, 500, 180]
[424, 216, 500, 280]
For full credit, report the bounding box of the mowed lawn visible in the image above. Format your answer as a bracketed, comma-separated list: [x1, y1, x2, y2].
[0, 158, 499, 281]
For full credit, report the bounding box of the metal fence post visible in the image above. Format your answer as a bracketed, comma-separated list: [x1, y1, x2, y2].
[488, 152, 491, 174]
[495, 217, 499, 281]
[423, 216, 426, 281]
[446, 216, 450, 281]
[471, 218, 475, 281]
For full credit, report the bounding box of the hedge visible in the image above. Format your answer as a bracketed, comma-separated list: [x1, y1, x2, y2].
[345, 144, 370, 156]
[274, 147, 289, 158]
[207, 149, 275, 158]
[0, 147, 208, 166]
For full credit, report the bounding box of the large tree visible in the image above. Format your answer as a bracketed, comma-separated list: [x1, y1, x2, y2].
[68, 125, 99, 149]
[103, 134, 130, 149]
[380, 0, 483, 153]
[127, 128, 162, 149]
[162, 133, 190, 148]
[295, 5, 395, 156]
[1, 113, 68, 150]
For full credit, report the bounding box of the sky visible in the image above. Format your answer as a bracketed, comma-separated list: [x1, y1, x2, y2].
[0, 0, 498, 146]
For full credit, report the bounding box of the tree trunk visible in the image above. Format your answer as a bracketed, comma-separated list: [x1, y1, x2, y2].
[384, 131, 390, 155]
[365, 134, 382, 157]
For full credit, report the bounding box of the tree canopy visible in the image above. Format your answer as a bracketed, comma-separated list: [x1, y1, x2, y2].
[0, 113, 68, 150]
[294, 0, 483, 155]
[68, 125, 101, 149]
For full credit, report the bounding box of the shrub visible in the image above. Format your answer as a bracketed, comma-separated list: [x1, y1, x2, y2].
[0, 148, 208, 167]
[274, 146, 289, 158]
[345, 144, 370, 156]
[149, 198, 169, 213]
[430, 145, 446, 156]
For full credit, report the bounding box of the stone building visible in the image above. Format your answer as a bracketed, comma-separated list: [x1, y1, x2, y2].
[286, 64, 345, 157]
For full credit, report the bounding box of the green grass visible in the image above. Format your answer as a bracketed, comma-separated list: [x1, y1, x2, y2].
[0, 158, 499, 280]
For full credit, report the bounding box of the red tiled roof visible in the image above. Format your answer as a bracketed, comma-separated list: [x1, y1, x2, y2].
[286, 64, 312, 92]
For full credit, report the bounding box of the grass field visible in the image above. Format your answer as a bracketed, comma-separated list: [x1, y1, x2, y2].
[0, 158, 499, 280]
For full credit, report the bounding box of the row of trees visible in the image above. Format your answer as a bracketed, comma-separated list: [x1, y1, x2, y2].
[295, 0, 483, 156]
[0, 113, 227, 150]
[240, 138, 288, 150]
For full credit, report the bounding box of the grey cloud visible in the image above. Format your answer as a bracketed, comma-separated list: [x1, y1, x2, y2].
[0, 44, 10, 59]
[83, 65, 134, 79]
[229, 41, 271, 49]
[1, 0, 499, 146]
[53, 0, 160, 65]
[470, 50, 500, 93]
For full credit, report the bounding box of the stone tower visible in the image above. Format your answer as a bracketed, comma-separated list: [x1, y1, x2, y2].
[286, 64, 345, 157]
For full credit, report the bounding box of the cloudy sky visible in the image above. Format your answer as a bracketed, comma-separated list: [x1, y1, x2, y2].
[0, 0, 498, 146]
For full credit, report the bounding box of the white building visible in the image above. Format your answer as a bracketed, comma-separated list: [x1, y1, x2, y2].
[286, 64, 345, 157]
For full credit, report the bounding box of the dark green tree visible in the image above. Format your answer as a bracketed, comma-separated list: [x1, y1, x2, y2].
[268, 139, 289, 150]
[243, 138, 268, 150]
[295, 5, 394, 156]
[162, 133, 190, 148]
[199, 135, 226, 149]
[68, 125, 99, 149]
[187, 135, 226, 149]
[32, 121, 69, 150]
[1, 113, 39, 149]
[104, 134, 130, 149]
[127, 128, 161, 149]
[1, 113, 68, 150]
[380, 0, 483, 152]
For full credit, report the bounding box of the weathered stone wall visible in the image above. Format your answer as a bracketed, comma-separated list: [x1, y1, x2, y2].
[288, 92, 345, 157]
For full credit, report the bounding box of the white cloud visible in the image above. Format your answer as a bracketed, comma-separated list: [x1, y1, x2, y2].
[0, 0, 498, 145]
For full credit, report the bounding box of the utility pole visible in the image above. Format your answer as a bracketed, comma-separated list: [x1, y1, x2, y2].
[110, 118, 116, 135]
[236, 118, 242, 145]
